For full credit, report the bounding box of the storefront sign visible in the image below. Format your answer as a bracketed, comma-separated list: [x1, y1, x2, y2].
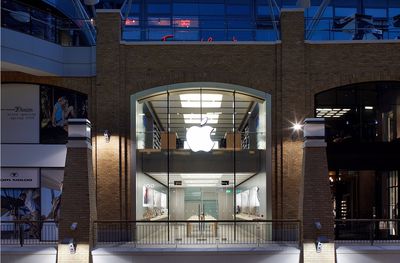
[1, 84, 40, 143]
[0, 168, 40, 188]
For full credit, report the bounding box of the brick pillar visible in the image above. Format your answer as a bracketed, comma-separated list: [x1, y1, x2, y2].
[299, 118, 334, 263]
[279, 9, 307, 219]
[58, 119, 97, 263]
[95, 9, 123, 220]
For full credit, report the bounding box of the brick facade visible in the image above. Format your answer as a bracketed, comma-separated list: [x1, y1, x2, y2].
[2, 9, 400, 224]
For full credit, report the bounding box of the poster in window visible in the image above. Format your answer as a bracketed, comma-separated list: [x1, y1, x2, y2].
[1, 189, 41, 238]
[143, 186, 154, 207]
[40, 85, 88, 144]
[41, 169, 63, 221]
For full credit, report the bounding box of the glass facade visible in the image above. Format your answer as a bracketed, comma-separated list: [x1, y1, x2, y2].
[316, 82, 400, 238]
[315, 82, 400, 144]
[133, 86, 270, 222]
[1, 0, 96, 46]
[119, 0, 400, 41]
[121, 0, 282, 41]
[305, 0, 400, 40]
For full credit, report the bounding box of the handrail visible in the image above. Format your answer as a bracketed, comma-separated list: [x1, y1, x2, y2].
[334, 218, 400, 245]
[1, 220, 59, 247]
[94, 219, 300, 223]
[93, 219, 301, 248]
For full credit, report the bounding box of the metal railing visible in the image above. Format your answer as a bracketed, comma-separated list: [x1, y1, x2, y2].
[1, 220, 58, 246]
[1, 0, 96, 46]
[93, 219, 301, 248]
[335, 219, 400, 245]
[305, 17, 400, 41]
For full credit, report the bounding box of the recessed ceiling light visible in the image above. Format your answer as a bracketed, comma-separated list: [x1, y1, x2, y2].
[364, 106, 374, 110]
[185, 184, 217, 187]
[180, 173, 223, 179]
[184, 180, 219, 184]
[180, 94, 223, 108]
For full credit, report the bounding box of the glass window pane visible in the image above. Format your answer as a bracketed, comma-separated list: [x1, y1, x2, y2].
[365, 9, 387, 18]
[256, 29, 277, 41]
[227, 19, 253, 29]
[148, 17, 171, 27]
[199, 4, 225, 15]
[227, 5, 251, 15]
[389, 8, 400, 17]
[173, 3, 198, 15]
[125, 17, 140, 26]
[173, 17, 199, 28]
[335, 8, 357, 17]
[148, 29, 173, 40]
[200, 18, 225, 29]
[201, 30, 226, 41]
[148, 4, 170, 14]
[174, 29, 199, 40]
[228, 30, 253, 41]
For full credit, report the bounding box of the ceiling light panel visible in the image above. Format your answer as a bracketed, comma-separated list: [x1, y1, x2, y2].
[184, 180, 219, 184]
[315, 108, 351, 118]
[180, 173, 223, 179]
[180, 94, 223, 108]
[185, 184, 217, 187]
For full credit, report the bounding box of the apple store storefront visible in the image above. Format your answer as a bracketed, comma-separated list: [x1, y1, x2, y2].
[132, 83, 272, 229]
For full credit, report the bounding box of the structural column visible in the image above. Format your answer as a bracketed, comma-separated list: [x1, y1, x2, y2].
[57, 119, 97, 263]
[279, 9, 307, 219]
[95, 9, 123, 220]
[299, 118, 334, 263]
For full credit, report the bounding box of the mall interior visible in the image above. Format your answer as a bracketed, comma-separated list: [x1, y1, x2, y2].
[1, 1, 400, 263]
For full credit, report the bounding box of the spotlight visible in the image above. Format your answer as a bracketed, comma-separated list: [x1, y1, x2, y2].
[293, 123, 302, 131]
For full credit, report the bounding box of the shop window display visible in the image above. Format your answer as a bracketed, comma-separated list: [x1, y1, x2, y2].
[133, 85, 270, 222]
[1, 168, 64, 241]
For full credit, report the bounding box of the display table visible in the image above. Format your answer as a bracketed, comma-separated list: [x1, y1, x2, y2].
[186, 215, 217, 237]
[235, 213, 264, 221]
[149, 214, 168, 221]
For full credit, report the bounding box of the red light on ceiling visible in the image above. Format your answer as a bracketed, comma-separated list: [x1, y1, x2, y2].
[125, 18, 137, 26]
[179, 19, 191, 28]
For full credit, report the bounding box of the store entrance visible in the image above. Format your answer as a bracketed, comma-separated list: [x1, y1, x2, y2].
[132, 83, 271, 222]
[184, 188, 218, 220]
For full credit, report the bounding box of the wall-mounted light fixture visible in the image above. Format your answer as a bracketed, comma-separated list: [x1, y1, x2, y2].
[292, 123, 303, 131]
[104, 130, 111, 143]
[290, 121, 303, 140]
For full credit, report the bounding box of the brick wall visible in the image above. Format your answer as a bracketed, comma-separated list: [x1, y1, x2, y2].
[93, 9, 400, 221]
[2, 8, 399, 224]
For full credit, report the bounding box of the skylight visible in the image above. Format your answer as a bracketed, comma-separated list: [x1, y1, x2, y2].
[180, 94, 223, 108]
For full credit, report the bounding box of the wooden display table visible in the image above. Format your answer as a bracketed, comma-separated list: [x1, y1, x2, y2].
[160, 132, 177, 149]
[235, 213, 264, 221]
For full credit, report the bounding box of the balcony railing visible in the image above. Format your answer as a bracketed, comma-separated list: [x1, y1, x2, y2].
[335, 219, 400, 245]
[1, 0, 95, 46]
[93, 220, 301, 248]
[0, 220, 58, 247]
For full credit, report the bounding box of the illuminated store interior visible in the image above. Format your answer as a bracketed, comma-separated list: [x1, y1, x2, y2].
[133, 85, 270, 221]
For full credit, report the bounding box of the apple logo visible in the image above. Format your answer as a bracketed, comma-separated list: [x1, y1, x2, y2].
[186, 117, 214, 152]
